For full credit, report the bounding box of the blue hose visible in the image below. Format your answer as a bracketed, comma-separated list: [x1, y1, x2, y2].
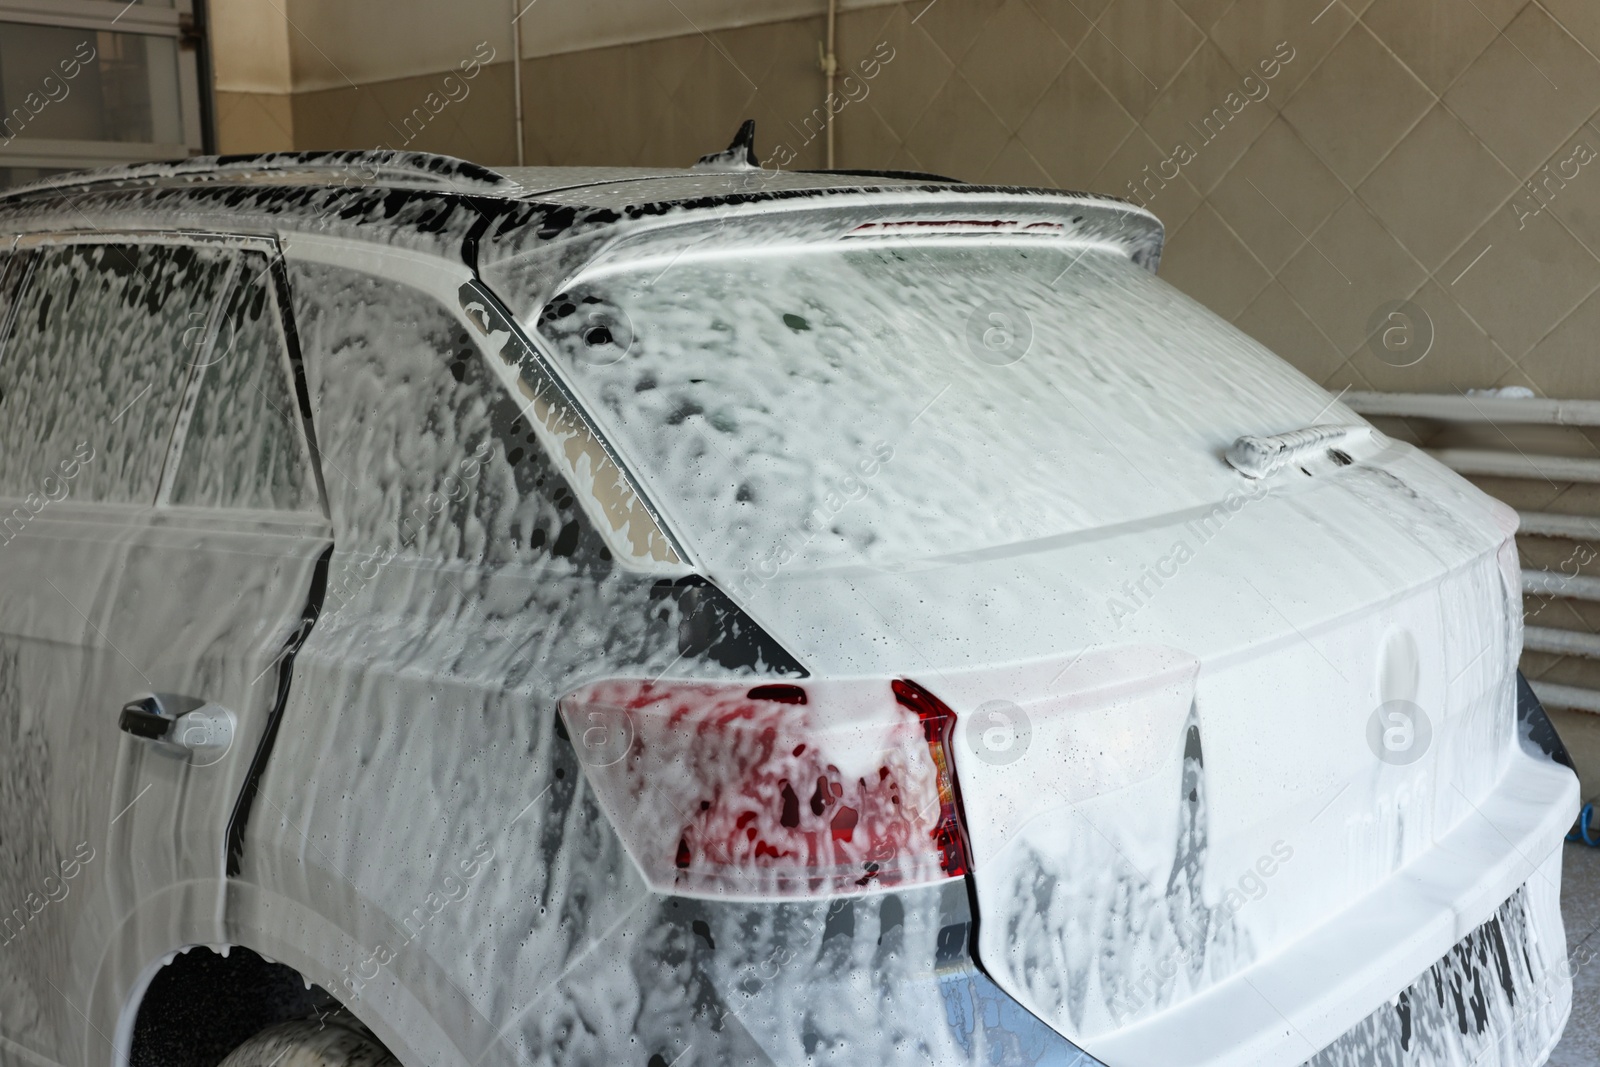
[1569, 803, 1600, 846]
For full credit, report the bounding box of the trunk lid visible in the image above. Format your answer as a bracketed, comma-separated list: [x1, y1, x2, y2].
[505, 210, 1523, 1056]
[737, 443, 1519, 1055]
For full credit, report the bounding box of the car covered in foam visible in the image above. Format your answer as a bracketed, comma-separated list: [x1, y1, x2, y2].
[0, 146, 1577, 1067]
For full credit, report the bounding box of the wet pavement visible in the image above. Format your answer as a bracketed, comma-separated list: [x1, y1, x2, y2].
[1551, 841, 1600, 1065]
[1549, 705, 1600, 1065]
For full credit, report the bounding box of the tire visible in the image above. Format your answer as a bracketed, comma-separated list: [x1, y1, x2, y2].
[217, 1019, 398, 1067]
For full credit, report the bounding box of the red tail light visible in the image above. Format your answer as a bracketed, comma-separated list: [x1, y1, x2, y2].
[889, 678, 970, 880]
[559, 677, 969, 898]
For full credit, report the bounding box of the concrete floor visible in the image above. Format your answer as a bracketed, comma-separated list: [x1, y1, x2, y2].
[1547, 707, 1600, 1065]
[1551, 842, 1600, 1065]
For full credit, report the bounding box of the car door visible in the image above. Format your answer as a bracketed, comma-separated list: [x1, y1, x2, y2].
[0, 237, 244, 1067]
[81, 237, 334, 1056]
[0, 232, 327, 1067]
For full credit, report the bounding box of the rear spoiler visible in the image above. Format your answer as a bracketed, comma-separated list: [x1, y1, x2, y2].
[479, 189, 1166, 320]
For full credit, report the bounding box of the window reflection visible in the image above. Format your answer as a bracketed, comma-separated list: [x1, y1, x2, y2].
[0, 23, 182, 146]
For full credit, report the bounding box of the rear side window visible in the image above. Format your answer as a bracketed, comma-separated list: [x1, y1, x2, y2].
[288, 261, 611, 571]
[167, 252, 320, 513]
[0, 242, 231, 503]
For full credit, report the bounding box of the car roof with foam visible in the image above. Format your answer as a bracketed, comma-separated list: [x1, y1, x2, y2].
[0, 150, 1166, 277]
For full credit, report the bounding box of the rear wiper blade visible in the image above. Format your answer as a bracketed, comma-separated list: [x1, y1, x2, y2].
[1225, 424, 1373, 479]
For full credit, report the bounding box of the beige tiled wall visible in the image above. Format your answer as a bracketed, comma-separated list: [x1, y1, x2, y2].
[242, 18, 834, 172]
[214, 92, 295, 153]
[240, 0, 1600, 402]
[830, 0, 1600, 403]
[514, 18, 831, 170]
[290, 62, 518, 164]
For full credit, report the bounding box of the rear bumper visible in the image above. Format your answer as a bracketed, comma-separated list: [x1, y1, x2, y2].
[1306, 876, 1569, 1066]
[1088, 747, 1578, 1067]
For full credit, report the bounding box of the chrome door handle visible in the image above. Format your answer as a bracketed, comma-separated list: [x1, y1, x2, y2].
[119, 694, 235, 763]
[119, 696, 173, 740]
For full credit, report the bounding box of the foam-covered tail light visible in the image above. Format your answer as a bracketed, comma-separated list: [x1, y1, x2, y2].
[558, 677, 968, 899]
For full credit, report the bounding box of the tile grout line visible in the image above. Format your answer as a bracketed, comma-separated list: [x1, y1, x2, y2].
[1337, 0, 1600, 377]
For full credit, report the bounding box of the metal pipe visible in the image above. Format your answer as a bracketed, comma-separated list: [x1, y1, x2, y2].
[1525, 625, 1600, 659]
[1519, 511, 1600, 541]
[1523, 569, 1600, 602]
[825, 0, 837, 169]
[1427, 448, 1600, 484]
[1530, 680, 1600, 715]
[512, 0, 525, 167]
[1346, 390, 1600, 427]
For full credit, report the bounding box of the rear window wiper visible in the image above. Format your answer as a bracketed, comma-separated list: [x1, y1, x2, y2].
[1225, 424, 1373, 479]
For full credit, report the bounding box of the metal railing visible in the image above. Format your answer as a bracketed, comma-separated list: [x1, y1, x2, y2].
[1345, 391, 1600, 715]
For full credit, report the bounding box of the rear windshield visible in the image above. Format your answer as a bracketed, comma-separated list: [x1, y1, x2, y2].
[533, 240, 1338, 577]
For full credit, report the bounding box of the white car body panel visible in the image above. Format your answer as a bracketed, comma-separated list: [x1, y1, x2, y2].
[0, 154, 1576, 1067]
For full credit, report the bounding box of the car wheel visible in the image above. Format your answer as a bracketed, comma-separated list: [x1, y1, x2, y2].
[217, 1019, 398, 1067]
